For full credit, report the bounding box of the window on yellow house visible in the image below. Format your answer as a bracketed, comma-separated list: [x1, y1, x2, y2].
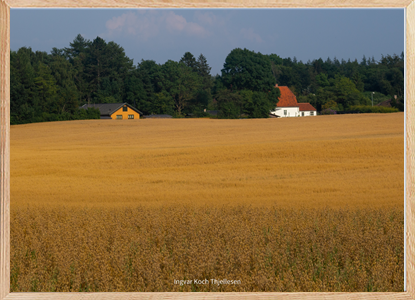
[123, 106, 128, 112]
[116, 115, 122, 119]
[128, 115, 134, 119]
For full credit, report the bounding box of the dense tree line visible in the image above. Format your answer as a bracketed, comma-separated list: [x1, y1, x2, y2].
[215, 49, 404, 116]
[268, 53, 404, 112]
[211, 49, 403, 118]
[10, 34, 404, 124]
[11, 43, 100, 124]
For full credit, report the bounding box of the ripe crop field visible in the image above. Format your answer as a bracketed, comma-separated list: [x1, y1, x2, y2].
[10, 113, 404, 292]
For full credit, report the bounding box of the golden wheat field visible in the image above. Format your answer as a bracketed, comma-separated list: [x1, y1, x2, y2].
[11, 113, 404, 292]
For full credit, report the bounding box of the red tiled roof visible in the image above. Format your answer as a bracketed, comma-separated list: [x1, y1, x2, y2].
[298, 103, 317, 111]
[275, 86, 299, 107]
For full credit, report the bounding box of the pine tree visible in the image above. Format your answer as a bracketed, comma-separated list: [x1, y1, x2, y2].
[196, 54, 212, 92]
[65, 34, 91, 62]
[360, 55, 367, 66]
[180, 52, 197, 72]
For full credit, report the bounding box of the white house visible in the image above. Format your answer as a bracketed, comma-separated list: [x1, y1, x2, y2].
[271, 85, 317, 117]
[298, 103, 317, 117]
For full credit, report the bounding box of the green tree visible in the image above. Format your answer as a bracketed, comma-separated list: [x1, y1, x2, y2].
[322, 99, 338, 110]
[160, 60, 201, 116]
[124, 71, 146, 111]
[316, 73, 330, 88]
[180, 52, 197, 72]
[278, 66, 301, 90]
[85, 37, 108, 101]
[65, 34, 92, 104]
[386, 67, 404, 97]
[65, 34, 91, 63]
[212, 75, 226, 98]
[216, 89, 243, 118]
[10, 48, 37, 123]
[152, 91, 175, 115]
[268, 53, 283, 66]
[135, 60, 165, 114]
[248, 92, 272, 118]
[188, 89, 210, 116]
[50, 47, 66, 58]
[196, 54, 213, 90]
[241, 90, 275, 118]
[329, 75, 361, 109]
[85, 37, 134, 104]
[49, 55, 79, 114]
[33, 61, 57, 113]
[351, 72, 364, 92]
[315, 88, 335, 111]
[221, 48, 275, 92]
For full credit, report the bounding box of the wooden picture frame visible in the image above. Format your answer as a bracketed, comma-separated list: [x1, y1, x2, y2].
[1, 1, 414, 299]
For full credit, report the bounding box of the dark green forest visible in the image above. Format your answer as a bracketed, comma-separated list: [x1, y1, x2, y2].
[10, 34, 404, 124]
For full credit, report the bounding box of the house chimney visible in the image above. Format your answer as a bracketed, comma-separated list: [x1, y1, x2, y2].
[275, 84, 278, 87]
[394, 95, 397, 99]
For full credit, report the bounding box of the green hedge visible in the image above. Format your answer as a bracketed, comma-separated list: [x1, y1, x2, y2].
[11, 108, 101, 125]
[348, 105, 399, 113]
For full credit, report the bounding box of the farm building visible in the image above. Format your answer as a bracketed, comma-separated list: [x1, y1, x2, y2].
[80, 103, 143, 120]
[298, 103, 317, 117]
[271, 85, 317, 117]
[376, 95, 401, 107]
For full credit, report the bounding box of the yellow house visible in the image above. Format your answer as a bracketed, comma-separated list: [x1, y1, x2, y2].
[80, 103, 143, 120]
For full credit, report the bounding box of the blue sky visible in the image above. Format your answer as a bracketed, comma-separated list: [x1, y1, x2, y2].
[11, 9, 404, 75]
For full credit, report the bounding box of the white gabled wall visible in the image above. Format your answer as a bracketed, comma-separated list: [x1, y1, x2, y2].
[271, 107, 299, 117]
[299, 111, 317, 117]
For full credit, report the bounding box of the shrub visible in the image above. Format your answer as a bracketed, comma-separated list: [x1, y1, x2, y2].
[320, 108, 337, 115]
[349, 105, 399, 113]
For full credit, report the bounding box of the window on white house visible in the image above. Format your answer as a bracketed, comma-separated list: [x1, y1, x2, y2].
[302, 112, 304, 116]
[284, 110, 287, 115]
[310, 112, 314, 116]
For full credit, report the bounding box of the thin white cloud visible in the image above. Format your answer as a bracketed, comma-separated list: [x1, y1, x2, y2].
[105, 11, 210, 41]
[240, 28, 263, 43]
[105, 11, 160, 40]
[184, 22, 208, 36]
[194, 11, 225, 27]
[165, 12, 187, 32]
